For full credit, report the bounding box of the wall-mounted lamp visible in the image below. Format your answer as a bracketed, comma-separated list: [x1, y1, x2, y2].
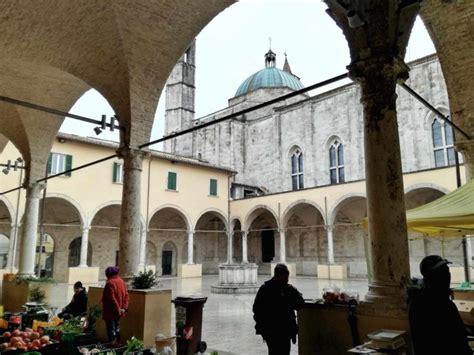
[1, 157, 23, 175]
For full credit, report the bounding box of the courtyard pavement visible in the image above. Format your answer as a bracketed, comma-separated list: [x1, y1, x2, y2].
[161, 276, 369, 355]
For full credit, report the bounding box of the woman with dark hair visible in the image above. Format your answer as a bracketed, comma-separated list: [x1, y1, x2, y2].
[102, 266, 129, 345]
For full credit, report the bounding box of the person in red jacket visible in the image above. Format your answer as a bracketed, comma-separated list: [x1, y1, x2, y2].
[102, 266, 129, 345]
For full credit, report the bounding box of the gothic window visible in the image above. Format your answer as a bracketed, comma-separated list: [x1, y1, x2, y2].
[291, 148, 304, 191]
[432, 119, 455, 167]
[329, 140, 344, 184]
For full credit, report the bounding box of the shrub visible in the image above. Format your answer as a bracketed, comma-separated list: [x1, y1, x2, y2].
[131, 270, 160, 289]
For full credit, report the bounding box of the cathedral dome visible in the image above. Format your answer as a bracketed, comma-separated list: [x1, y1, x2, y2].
[234, 50, 304, 97]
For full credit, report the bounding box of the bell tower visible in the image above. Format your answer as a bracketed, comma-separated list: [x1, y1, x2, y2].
[164, 39, 196, 155]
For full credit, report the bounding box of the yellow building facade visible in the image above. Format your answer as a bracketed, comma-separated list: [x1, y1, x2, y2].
[0, 133, 466, 281]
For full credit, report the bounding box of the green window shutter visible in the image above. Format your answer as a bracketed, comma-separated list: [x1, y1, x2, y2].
[210, 179, 217, 196]
[113, 162, 119, 183]
[168, 172, 177, 190]
[65, 154, 73, 177]
[47, 153, 52, 175]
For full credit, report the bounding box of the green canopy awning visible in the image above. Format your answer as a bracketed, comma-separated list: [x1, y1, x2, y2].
[363, 179, 474, 237]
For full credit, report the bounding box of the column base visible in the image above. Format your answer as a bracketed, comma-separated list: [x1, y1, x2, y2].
[177, 264, 202, 278]
[317, 264, 347, 279]
[362, 282, 409, 318]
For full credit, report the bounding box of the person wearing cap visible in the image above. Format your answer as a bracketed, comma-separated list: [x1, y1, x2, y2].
[58, 281, 88, 319]
[102, 266, 129, 345]
[253, 263, 305, 355]
[408, 255, 471, 354]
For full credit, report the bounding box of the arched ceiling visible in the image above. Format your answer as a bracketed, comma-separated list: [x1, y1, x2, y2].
[420, 1, 474, 136]
[0, 0, 234, 148]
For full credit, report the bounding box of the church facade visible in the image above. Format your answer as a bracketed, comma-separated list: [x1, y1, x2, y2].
[163, 42, 466, 278]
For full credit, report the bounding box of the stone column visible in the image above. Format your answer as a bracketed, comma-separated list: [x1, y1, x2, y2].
[324, 0, 419, 312]
[226, 229, 234, 264]
[117, 148, 146, 279]
[6, 224, 19, 270]
[326, 225, 335, 264]
[242, 231, 249, 263]
[187, 230, 194, 264]
[79, 227, 90, 267]
[279, 229, 286, 263]
[18, 182, 44, 276]
[138, 228, 147, 270]
[349, 57, 411, 306]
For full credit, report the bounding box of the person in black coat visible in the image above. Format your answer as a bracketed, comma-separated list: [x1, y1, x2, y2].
[408, 255, 471, 355]
[253, 264, 305, 355]
[59, 281, 88, 319]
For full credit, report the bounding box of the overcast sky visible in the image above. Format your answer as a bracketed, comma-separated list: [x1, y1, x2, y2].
[60, 0, 435, 148]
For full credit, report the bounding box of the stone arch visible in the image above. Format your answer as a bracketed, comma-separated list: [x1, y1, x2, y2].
[148, 206, 188, 273]
[423, 105, 450, 127]
[287, 144, 304, 158]
[0, 195, 14, 223]
[0, 197, 14, 237]
[87, 200, 122, 228]
[245, 206, 279, 269]
[149, 204, 192, 231]
[283, 201, 326, 274]
[244, 205, 279, 232]
[403, 186, 461, 274]
[45, 192, 87, 227]
[404, 186, 446, 210]
[193, 208, 228, 231]
[404, 183, 450, 196]
[282, 199, 326, 227]
[161, 240, 178, 276]
[325, 134, 345, 150]
[329, 192, 367, 226]
[194, 209, 228, 272]
[36, 196, 84, 281]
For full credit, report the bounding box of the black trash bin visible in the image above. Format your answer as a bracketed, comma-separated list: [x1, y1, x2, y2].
[172, 296, 208, 355]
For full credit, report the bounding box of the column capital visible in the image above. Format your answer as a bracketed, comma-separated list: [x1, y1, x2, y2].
[22, 181, 46, 197]
[82, 226, 91, 232]
[324, 224, 334, 232]
[116, 147, 147, 168]
[347, 55, 409, 91]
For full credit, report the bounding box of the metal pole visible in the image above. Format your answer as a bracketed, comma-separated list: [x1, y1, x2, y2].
[36, 165, 48, 277]
[10, 160, 23, 272]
